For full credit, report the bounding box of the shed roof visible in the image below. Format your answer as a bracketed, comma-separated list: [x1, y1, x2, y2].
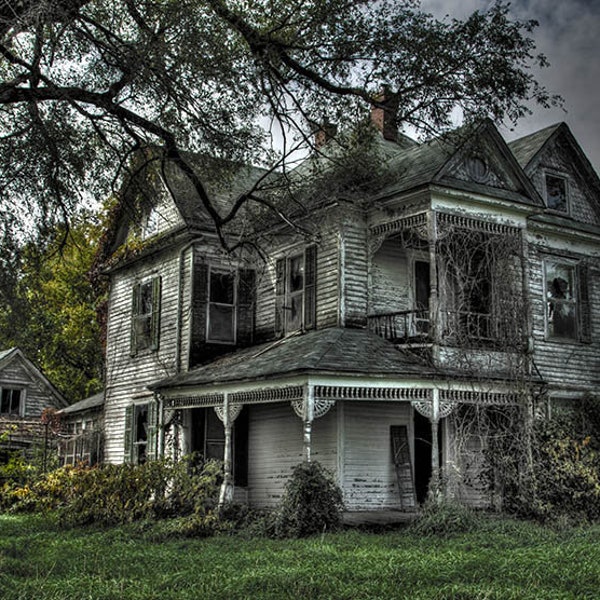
[60, 392, 104, 415]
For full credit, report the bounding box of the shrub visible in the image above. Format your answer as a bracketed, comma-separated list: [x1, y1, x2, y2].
[409, 500, 482, 538]
[275, 461, 344, 538]
[487, 397, 600, 523]
[0, 455, 223, 531]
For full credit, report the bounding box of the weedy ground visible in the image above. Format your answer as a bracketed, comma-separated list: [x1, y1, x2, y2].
[1, 514, 599, 599]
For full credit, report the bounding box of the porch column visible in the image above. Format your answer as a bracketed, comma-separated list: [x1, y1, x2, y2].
[215, 395, 242, 507]
[302, 385, 315, 462]
[427, 211, 440, 345]
[429, 389, 441, 502]
[291, 387, 335, 463]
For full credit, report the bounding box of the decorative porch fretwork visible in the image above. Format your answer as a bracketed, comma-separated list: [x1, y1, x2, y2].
[214, 403, 243, 423]
[291, 398, 335, 420]
[163, 393, 224, 409]
[230, 386, 304, 405]
[370, 212, 428, 237]
[439, 389, 519, 405]
[436, 212, 521, 237]
[315, 385, 431, 402]
[412, 400, 457, 420]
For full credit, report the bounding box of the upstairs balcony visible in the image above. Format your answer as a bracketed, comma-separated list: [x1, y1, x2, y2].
[367, 309, 525, 350]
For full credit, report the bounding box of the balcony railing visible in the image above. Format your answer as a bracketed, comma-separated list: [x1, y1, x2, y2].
[368, 310, 523, 347]
[367, 310, 429, 344]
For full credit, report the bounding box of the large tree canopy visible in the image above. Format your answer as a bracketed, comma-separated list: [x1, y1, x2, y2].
[0, 0, 557, 247]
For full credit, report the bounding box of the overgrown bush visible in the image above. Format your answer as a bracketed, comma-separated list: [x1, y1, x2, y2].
[275, 461, 344, 538]
[0, 454, 223, 531]
[488, 396, 600, 523]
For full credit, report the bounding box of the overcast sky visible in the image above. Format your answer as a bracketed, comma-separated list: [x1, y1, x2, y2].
[421, 0, 600, 174]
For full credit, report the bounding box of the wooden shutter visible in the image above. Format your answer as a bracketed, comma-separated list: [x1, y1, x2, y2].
[237, 268, 255, 346]
[190, 262, 209, 367]
[577, 262, 592, 344]
[150, 276, 162, 351]
[275, 258, 286, 337]
[146, 400, 159, 461]
[130, 284, 141, 356]
[123, 404, 135, 463]
[304, 245, 317, 330]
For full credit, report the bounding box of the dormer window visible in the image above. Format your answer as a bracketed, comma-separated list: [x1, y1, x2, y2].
[142, 207, 159, 239]
[544, 173, 568, 213]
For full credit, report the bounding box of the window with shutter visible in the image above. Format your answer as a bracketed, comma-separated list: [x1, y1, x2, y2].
[275, 246, 317, 335]
[544, 259, 580, 341]
[131, 276, 161, 355]
[577, 262, 592, 344]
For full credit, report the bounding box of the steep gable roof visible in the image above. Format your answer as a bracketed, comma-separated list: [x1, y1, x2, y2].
[508, 123, 562, 169]
[377, 120, 542, 207]
[0, 348, 67, 408]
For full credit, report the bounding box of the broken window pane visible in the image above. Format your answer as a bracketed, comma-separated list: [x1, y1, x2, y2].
[546, 262, 577, 339]
[545, 174, 567, 213]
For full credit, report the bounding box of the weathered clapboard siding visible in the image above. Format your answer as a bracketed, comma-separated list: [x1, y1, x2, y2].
[103, 246, 182, 463]
[247, 402, 337, 507]
[341, 402, 411, 511]
[341, 213, 369, 327]
[316, 226, 341, 329]
[369, 239, 410, 315]
[527, 241, 600, 392]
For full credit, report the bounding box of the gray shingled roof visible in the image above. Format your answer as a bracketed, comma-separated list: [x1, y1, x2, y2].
[151, 327, 435, 391]
[508, 123, 562, 169]
[60, 392, 104, 415]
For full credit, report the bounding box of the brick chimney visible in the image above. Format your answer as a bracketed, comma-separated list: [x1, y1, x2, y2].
[371, 87, 399, 142]
[314, 117, 338, 149]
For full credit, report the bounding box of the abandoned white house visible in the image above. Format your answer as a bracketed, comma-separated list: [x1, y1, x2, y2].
[0, 347, 67, 460]
[100, 116, 600, 511]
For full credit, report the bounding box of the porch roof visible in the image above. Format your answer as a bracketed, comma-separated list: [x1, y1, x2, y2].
[151, 327, 435, 392]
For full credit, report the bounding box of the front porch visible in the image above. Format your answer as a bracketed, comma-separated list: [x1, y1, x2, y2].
[151, 327, 527, 512]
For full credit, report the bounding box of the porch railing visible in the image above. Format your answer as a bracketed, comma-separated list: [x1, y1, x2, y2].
[368, 310, 523, 346]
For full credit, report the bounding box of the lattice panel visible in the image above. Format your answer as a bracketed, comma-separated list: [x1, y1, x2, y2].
[230, 386, 304, 404]
[440, 389, 519, 405]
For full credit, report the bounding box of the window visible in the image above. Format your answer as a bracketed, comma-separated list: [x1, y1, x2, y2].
[545, 173, 568, 213]
[191, 407, 249, 487]
[142, 206, 159, 239]
[275, 246, 317, 335]
[545, 261, 577, 340]
[124, 402, 157, 464]
[131, 277, 161, 355]
[0, 388, 22, 416]
[207, 269, 236, 343]
[413, 260, 430, 334]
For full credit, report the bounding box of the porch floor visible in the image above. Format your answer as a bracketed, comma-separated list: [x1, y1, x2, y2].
[342, 510, 418, 527]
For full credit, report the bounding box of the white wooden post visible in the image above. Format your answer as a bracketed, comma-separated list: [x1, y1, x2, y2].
[303, 385, 315, 463]
[429, 389, 441, 502]
[219, 394, 233, 507]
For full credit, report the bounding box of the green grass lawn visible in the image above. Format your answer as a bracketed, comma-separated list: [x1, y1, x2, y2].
[1, 514, 599, 599]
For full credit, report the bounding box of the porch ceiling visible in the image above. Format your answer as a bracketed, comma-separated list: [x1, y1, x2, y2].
[151, 327, 435, 393]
